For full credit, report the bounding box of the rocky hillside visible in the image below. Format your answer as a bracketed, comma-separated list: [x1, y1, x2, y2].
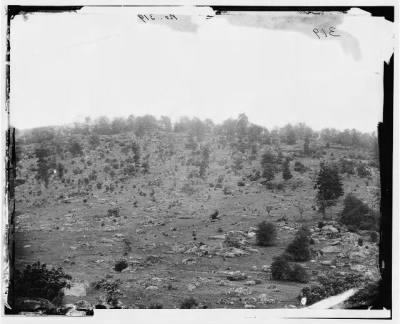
[11, 115, 381, 312]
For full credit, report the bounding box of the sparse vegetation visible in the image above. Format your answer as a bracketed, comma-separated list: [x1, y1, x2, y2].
[13, 113, 381, 310]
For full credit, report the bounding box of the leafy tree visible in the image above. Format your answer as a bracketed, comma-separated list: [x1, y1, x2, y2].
[282, 157, 293, 181]
[314, 163, 344, 218]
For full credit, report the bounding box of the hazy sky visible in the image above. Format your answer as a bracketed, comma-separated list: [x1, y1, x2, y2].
[9, 7, 394, 132]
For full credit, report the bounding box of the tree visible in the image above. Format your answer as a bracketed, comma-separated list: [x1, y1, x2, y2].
[340, 194, 379, 230]
[282, 157, 292, 181]
[304, 136, 311, 155]
[131, 142, 141, 167]
[199, 145, 210, 179]
[261, 151, 276, 182]
[286, 128, 297, 145]
[236, 113, 249, 141]
[88, 134, 100, 149]
[285, 227, 311, 261]
[314, 163, 344, 218]
[68, 140, 83, 157]
[160, 116, 172, 132]
[56, 163, 65, 180]
[256, 221, 277, 246]
[35, 146, 52, 187]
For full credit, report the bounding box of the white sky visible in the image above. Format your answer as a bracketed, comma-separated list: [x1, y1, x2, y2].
[9, 7, 394, 132]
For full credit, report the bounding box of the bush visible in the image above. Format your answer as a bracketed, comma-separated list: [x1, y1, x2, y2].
[180, 297, 198, 309]
[107, 208, 120, 217]
[370, 231, 378, 243]
[318, 221, 325, 229]
[256, 221, 277, 246]
[93, 278, 123, 308]
[357, 163, 371, 178]
[271, 256, 292, 280]
[271, 256, 309, 283]
[299, 272, 364, 306]
[294, 161, 307, 173]
[290, 264, 309, 283]
[285, 228, 311, 261]
[340, 194, 379, 231]
[14, 262, 72, 302]
[114, 259, 128, 272]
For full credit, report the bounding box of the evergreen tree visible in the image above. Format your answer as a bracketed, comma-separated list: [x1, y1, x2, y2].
[35, 146, 51, 187]
[304, 136, 311, 155]
[261, 151, 276, 182]
[282, 157, 292, 181]
[199, 145, 210, 179]
[285, 227, 311, 261]
[314, 162, 344, 218]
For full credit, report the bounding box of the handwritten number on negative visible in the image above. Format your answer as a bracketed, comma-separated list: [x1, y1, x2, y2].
[313, 26, 340, 39]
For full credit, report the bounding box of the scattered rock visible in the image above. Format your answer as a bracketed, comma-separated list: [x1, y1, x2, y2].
[321, 246, 341, 254]
[145, 286, 159, 291]
[226, 271, 248, 281]
[321, 225, 338, 233]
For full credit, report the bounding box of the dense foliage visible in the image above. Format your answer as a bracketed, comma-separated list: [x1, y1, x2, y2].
[14, 262, 72, 302]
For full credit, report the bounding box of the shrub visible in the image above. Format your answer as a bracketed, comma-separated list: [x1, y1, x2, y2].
[340, 194, 379, 231]
[285, 228, 311, 261]
[256, 221, 277, 246]
[114, 259, 128, 272]
[93, 278, 123, 308]
[14, 262, 72, 302]
[107, 208, 120, 217]
[271, 256, 309, 283]
[370, 231, 378, 243]
[290, 264, 309, 283]
[271, 256, 292, 280]
[294, 161, 307, 173]
[299, 272, 364, 306]
[357, 163, 371, 178]
[318, 221, 325, 229]
[180, 297, 198, 309]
